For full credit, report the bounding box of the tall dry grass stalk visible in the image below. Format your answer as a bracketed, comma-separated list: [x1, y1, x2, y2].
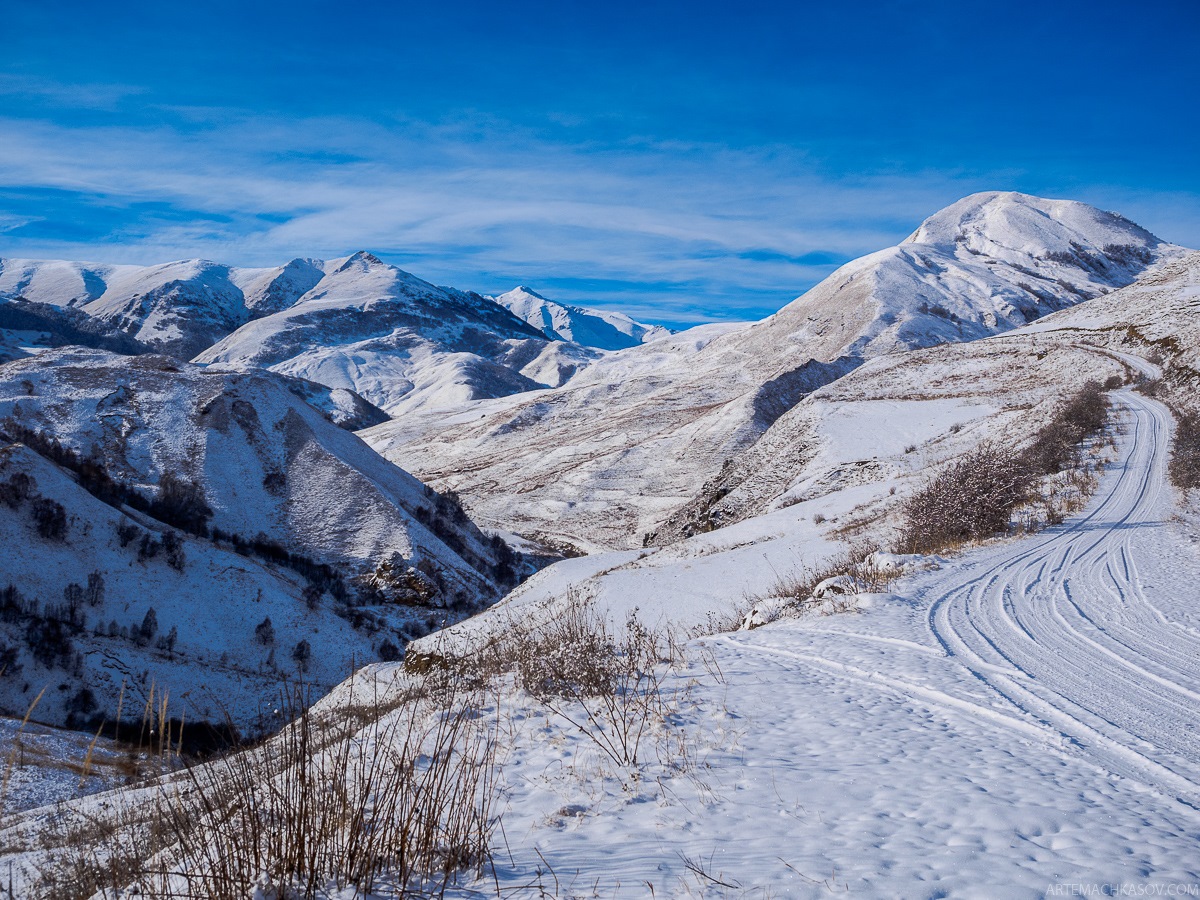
[22, 675, 499, 899]
[1, 686, 47, 805]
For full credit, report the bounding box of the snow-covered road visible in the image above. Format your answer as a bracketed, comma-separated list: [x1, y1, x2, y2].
[491, 391, 1200, 897]
[926, 390, 1200, 810]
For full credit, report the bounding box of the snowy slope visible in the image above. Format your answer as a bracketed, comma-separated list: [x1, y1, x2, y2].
[365, 192, 1182, 550]
[0, 347, 528, 735]
[492, 286, 673, 350]
[1022, 250, 1200, 381]
[4, 366, 1197, 899]
[0, 441, 392, 735]
[457, 255, 1200, 639]
[475, 389, 1200, 893]
[0, 348, 511, 599]
[272, 385, 1196, 896]
[0, 255, 611, 407]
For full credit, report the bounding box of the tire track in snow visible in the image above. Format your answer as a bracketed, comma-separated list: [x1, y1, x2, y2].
[720, 387, 1200, 812]
[923, 390, 1200, 809]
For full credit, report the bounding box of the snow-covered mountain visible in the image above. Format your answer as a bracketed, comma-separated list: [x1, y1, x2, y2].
[0, 254, 609, 414]
[404, 256, 1200, 662]
[0, 257, 327, 360]
[652, 250, 1200, 542]
[0, 348, 524, 733]
[364, 192, 1184, 550]
[194, 253, 602, 415]
[492, 286, 673, 350]
[0, 347, 512, 591]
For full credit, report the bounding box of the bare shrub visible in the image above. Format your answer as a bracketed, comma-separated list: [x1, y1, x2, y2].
[1169, 411, 1200, 491]
[749, 542, 893, 624]
[899, 382, 1111, 555]
[1021, 380, 1107, 475]
[415, 595, 683, 772]
[899, 442, 1031, 554]
[30, 497, 67, 541]
[0, 472, 35, 508]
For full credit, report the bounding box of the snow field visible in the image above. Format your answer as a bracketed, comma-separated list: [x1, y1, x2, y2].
[441, 390, 1200, 896]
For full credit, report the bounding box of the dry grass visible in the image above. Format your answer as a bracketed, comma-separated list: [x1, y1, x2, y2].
[717, 543, 898, 634]
[409, 594, 691, 776]
[17, 676, 499, 899]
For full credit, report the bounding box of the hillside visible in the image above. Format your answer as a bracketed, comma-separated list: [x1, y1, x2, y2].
[364, 192, 1182, 550]
[0, 348, 523, 733]
[0, 440, 383, 737]
[11, 338, 1194, 896]
[660, 249, 1200, 540]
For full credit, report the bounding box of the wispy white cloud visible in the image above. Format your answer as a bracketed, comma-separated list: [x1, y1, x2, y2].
[0, 74, 148, 110]
[0, 214, 41, 234]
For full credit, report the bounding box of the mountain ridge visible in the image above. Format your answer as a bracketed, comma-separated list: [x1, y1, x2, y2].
[363, 191, 1187, 550]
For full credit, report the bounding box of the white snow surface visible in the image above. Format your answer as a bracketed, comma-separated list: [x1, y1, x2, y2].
[492, 285, 673, 350]
[391, 388, 1200, 896]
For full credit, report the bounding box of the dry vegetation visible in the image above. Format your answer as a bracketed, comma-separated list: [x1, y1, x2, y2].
[3, 597, 711, 897]
[1170, 411, 1200, 491]
[6, 677, 499, 899]
[898, 380, 1112, 554]
[408, 595, 690, 775]
[1134, 377, 1200, 493]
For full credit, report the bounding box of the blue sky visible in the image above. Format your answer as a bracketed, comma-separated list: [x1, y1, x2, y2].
[1, 0, 1197, 327]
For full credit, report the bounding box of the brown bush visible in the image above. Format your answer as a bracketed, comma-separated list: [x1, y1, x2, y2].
[1170, 412, 1200, 491]
[899, 383, 1111, 555]
[899, 443, 1032, 554]
[23, 679, 499, 899]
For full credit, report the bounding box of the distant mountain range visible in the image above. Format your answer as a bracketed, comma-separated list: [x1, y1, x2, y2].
[492, 286, 674, 350]
[0, 254, 669, 415]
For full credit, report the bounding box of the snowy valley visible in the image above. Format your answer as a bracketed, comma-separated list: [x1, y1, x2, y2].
[1, 192, 1199, 898]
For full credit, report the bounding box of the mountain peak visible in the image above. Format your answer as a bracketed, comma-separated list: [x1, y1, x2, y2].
[492, 286, 673, 350]
[334, 251, 387, 273]
[904, 191, 1161, 256]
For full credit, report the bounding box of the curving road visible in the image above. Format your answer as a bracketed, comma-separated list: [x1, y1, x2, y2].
[924, 389, 1200, 809]
[720, 388, 1200, 813]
